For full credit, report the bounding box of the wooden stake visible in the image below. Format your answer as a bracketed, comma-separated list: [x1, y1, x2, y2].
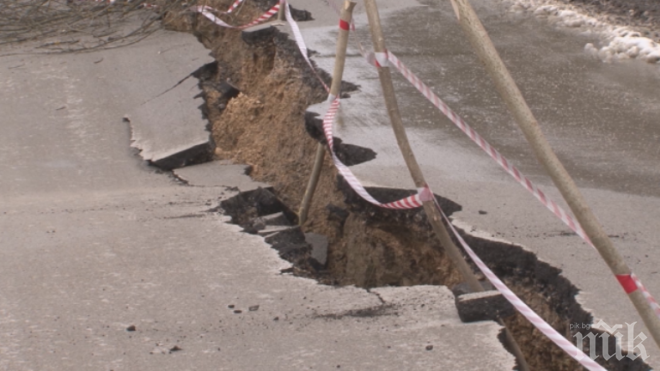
[298, 1, 357, 225]
[451, 0, 660, 350]
[278, 0, 285, 21]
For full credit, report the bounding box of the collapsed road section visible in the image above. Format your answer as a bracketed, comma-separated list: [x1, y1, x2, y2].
[154, 0, 654, 370]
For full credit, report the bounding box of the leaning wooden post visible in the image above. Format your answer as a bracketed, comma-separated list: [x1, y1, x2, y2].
[298, 1, 356, 225]
[278, 0, 285, 21]
[450, 0, 660, 349]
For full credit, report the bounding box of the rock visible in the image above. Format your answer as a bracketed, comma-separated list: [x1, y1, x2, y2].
[257, 225, 297, 237]
[455, 290, 515, 323]
[220, 187, 298, 227]
[245, 212, 291, 233]
[264, 226, 310, 261]
[451, 281, 494, 297]
[305, 232, 328, 268]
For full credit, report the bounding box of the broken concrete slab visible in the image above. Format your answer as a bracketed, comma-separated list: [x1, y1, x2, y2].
[256, 225, 297, 237]
[451, 280, 495, 297]
[244, 212, 291, 234]
[220, 187, 298, 226]
[264, 225, 306, 245]
[257, 212, 291, 226]
[173, 161, 269, 190]
[305, 232, 328, 267]
[128, 76, 212, 170]
[456, 290, 515, 323]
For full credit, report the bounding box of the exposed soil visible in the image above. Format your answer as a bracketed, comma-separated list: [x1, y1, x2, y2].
[164, 1, 652, 370]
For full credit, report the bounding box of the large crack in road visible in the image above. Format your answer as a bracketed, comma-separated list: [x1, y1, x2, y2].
[161, 0, 658, 369]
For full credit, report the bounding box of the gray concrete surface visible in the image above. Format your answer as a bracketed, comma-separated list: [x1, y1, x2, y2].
[128, 77, 211, 170]
[287, 0, 660, 365]
[0, 24, 514, 371]
[125, 38, 214, 169]
[173, 161, 269, 190]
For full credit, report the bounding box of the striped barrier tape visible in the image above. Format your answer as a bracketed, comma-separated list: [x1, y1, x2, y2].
[139, 3, 158, 9]
[226, 0, 246, 14]
[323, 99, 432, 209]
[632, 274, 660, 318]
[194, 3, 280, 30]
[283, 2, 331, 93]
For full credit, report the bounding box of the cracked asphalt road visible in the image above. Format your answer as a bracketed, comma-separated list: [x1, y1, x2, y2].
[0, 25, 513, 371]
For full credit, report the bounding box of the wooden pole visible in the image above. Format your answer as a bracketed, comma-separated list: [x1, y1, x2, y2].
[278, 0, 285, 21]
[450, 0, 660, 349]
[363, 2, 529, 369]
[298, 1, 357, 225]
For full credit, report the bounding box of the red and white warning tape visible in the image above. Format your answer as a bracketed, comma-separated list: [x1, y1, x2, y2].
[194, 2, 279, 30]
[631, 274, 660, 318]
[323, 99, 433, 209]
[226, 0, 246, 14]
[139, 2, 158, 9]
[283, 2, 331, 93]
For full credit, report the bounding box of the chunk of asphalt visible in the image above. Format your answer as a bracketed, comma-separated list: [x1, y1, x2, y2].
[305, 232, 328, 268]
[241, 24, 277, 46]
[264, 226, 306, 245]
[173, 161, 268, 189]
[263, 226, 310, 260]
[245, 212, 291, 234]
[128, 77, 212, 170]
[455, 290, 515, 323]
[220, 188, 298, 227]
[257, 225, 297, 237]
[260, 212, 290, 225]
[303, 110, 376, 166]
[451, 280, 494, 297]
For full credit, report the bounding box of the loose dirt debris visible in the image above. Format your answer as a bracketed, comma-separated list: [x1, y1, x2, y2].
[164, 1, 652, 370]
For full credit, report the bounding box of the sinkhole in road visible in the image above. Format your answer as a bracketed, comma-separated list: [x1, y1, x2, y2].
[164, 1, 651, 370]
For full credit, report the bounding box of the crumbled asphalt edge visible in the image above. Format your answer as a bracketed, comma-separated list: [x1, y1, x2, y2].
[174, 3, 652, 370]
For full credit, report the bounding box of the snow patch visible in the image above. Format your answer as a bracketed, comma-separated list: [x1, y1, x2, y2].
[503, 0, 660, 65]
[587, 29, 660, 63]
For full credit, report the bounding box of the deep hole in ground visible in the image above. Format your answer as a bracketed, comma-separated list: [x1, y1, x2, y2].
[163, 1, 652, 370]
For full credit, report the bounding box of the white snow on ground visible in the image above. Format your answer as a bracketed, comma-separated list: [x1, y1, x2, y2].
[502, 0, 660, 64]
